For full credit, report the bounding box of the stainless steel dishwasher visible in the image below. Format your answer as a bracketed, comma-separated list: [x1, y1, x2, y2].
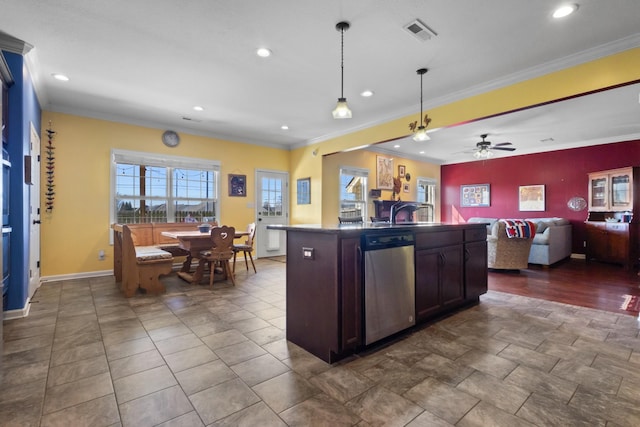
[362, 232, 416, 345]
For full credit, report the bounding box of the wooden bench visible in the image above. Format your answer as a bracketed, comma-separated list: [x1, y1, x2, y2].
[112, 222, 217, 297]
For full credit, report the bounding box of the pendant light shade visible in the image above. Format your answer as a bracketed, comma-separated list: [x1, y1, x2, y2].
[411, 68, 431, 141]
[332, 21, 352, 119]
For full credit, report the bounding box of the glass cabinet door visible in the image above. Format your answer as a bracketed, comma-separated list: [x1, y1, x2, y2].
[588, 174, 608, 211]
[611, 170, 632, 210]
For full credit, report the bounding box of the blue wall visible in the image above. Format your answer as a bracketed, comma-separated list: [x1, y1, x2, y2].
[4, 51, 41, 311]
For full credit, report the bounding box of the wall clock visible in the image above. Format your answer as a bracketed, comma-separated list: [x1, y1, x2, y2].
[162, 130, 180, 147]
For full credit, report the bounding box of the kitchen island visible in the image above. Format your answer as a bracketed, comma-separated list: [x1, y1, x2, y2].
[270, 222, 488, 363]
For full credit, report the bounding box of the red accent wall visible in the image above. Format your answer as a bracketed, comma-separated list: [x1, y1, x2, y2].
[441, 139, 640, 254]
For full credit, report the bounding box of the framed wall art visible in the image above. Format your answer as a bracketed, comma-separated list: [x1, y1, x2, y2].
[297, 177, 311, 204]
[398, 164, 406, 178]
[460, 184, 490, 207]
[403, 182, 410, 193]
[519, 184, 545, 211]
[376, 155, 394, 190]
[228, 174, 247, 197]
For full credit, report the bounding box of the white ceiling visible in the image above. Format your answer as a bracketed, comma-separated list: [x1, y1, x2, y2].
[1, 1, 639, 163]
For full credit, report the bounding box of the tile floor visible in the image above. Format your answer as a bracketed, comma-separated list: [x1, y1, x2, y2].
[2, 258, 640, 426]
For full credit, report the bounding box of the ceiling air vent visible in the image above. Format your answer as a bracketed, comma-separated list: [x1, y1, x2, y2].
[404, 19, 437, 42]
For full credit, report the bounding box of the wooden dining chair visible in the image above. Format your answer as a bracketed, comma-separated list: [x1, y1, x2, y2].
[233, 222, 256, 273]
[200, 225, 236, 288]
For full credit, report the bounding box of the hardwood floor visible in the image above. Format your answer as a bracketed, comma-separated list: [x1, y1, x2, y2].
[489, 258, 640, 316]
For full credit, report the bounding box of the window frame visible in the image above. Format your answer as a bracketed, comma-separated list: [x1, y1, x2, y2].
[110, 149, 221, 228]
[339, 166, 369, 221]
[416, 177, 437, 222]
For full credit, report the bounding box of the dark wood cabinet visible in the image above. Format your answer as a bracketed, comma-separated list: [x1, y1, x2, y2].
[280, 223, 487, 363]
[415, 230, 464, 322]
[415, 245, 464, 321]
[415, 248, 443, 320]
[465, 241, 488, 298]
[585, 166, 639, 269]
[586, 222, 633, 267]
[340, 237, 361, 352]
[464, 227, 488, 299]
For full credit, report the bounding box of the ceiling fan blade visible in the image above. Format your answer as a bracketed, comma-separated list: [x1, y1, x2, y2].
[493, 142, 513, 147]
[492, 146, 516, 151]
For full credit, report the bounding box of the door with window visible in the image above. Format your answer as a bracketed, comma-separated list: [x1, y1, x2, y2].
[340, 167, 368, 221]
[416, 177, 436, 222]
[256, 170, 288, 258]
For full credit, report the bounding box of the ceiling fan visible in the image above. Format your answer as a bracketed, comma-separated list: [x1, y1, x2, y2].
[473, 134, 516, 158]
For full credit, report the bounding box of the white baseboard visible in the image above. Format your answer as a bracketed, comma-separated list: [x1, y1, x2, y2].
[3, 298, 31, 320]
[571, 253, 586, 260]
[40, 269, 113, 283]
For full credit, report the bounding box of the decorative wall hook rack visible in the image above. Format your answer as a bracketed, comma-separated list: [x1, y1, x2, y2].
[45, 122, 56, 213]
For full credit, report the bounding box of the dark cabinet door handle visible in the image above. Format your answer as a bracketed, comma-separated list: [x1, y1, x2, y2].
[33, 219, 41, 224]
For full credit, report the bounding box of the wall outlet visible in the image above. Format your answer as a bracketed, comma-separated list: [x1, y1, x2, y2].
[98, 249, 106, 261]
[583, 241, 587, 248]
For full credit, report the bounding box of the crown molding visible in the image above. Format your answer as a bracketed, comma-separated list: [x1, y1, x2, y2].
[302, 34, 640, 149]
[0, 31, 33, 55]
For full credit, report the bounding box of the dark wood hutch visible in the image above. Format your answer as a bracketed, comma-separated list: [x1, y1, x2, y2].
[585, 166, 639, 270]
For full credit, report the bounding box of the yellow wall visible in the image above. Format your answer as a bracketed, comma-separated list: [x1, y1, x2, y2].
[321, 150, 441, 225]
[40, 111, 289, 276]
[289, 47, 640, 225]
[41, 48, 640, 276]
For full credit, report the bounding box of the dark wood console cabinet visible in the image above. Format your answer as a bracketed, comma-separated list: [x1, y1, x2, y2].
[278, 223, 487, 363]
[585, 166, 639, 269]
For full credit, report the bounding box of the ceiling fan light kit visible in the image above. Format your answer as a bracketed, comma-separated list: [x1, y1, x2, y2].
[332, 21, 352, 119]
[472, 133, 516, 159]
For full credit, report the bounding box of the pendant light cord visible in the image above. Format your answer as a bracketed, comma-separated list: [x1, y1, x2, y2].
[419, 72, 423, 127]
[340, 27, 345, 99]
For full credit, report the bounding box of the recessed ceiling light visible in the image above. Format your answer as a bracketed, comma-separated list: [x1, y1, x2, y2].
[553, 4, 578, 18]
[193, 106, 204, 111]
[281, 125, 289, 130]
[419, 151, 425, 154]
[52, 73, 69, 81]
[394, 144, 400, 148]
[361, 90, 374, 97]
[256, 48, 272, 58]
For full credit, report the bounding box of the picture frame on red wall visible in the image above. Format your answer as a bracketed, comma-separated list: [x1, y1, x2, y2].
[460, 184, 490, 207]
[519, 184, 545, 211]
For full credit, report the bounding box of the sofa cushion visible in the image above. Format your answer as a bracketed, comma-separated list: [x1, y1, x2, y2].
[135, 246, 173, 262]
[532, 233, 549, 245]
[535, 221, 548, 234]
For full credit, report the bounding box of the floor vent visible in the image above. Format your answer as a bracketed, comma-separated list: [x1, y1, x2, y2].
[404, 19, 437, 42]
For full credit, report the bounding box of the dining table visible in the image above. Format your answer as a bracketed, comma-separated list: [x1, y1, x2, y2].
[161, 229, 249, 284]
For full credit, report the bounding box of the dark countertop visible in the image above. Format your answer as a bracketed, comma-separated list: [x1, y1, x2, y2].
[267, 222, 486, 235]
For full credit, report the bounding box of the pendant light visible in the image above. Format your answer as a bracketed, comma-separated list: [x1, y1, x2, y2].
[332, 21, 352, 119]
[410, 68, 431, 141]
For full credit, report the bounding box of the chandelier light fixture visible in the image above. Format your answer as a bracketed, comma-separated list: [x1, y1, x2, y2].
[409, 68, 431, 141]
[332, 21, 352, 119]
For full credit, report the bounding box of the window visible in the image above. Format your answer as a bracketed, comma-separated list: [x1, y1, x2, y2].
[339, 167, 368, 220]
[260, 176, 284, 217]
[111, 149, 220, 224]
[416, 177, 436, 222]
